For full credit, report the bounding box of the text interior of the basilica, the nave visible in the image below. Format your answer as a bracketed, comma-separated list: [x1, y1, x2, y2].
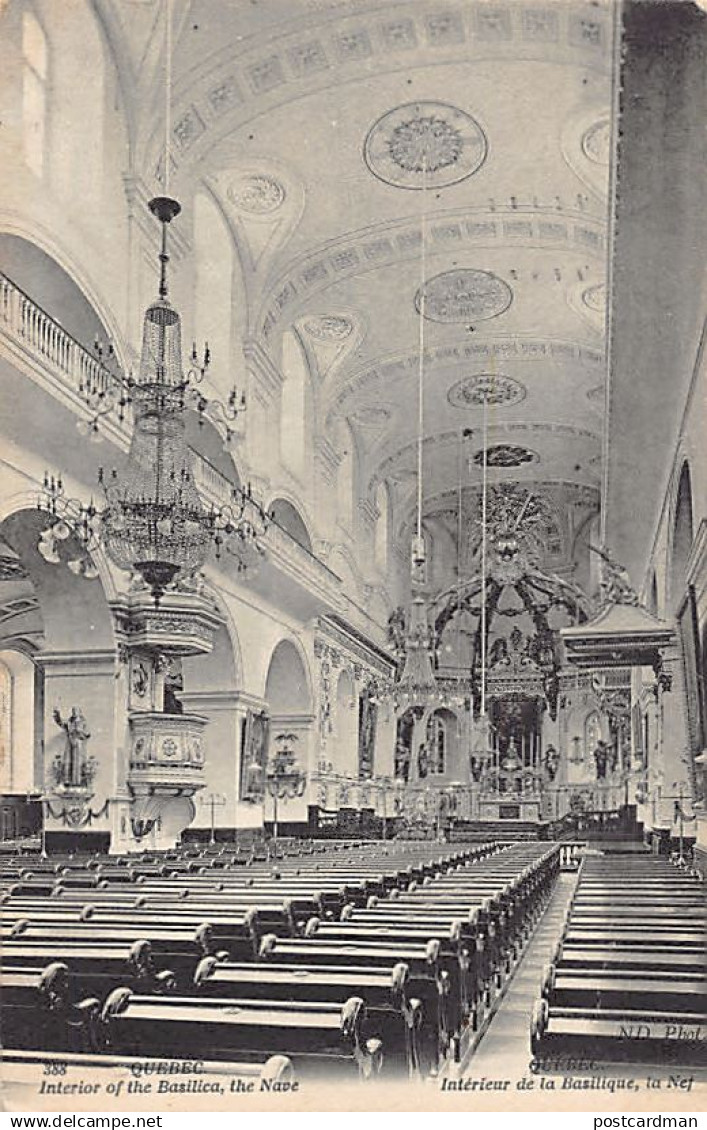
[0, 0, 705, 1105]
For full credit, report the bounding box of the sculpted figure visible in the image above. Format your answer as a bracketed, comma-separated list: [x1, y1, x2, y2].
[53, 706, 91, 788]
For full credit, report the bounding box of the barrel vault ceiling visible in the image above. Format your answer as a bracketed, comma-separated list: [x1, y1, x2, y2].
[97, 0, 617, 569]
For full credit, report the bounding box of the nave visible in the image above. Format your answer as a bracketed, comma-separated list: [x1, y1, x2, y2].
[1, 0, 707, 1111]
[2, 836, 705, 1099]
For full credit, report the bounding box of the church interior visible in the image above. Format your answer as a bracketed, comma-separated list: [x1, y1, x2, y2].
[0, 0, 705, 1099]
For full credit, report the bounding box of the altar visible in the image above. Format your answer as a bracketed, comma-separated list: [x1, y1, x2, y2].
[478, 798, 541, 821]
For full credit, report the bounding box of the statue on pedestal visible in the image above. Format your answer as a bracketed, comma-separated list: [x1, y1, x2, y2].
[52, 707, 92, 789]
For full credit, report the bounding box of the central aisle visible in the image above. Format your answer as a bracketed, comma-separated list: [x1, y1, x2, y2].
[462, 871, 578, 1074]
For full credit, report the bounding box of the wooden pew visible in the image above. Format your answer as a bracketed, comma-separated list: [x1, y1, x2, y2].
[532, 852, 705, 1066]
[531, 998, 706, 1066]
[102, 989, 384, 1081]
[258, 932, 450, 1069]
[542, 962, 706, 1015]
[2, 962, 102, 1053]
[302, 917, 470, 1038]
[192, 956, 422, 1078]
[2, 939, 177, 997]
[3, 921, 221, 987]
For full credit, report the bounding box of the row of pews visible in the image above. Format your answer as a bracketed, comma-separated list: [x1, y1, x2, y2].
[2, 838, 560, 1085]
[532, 852, 706, 1066]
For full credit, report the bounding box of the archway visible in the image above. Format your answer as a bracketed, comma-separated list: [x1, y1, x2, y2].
[0, 234, 111, 349]
[263, 639, 313, 833]
[180, 595, 242, 839]
[0, 508, 116, 849]
[270, 498, 312, 553]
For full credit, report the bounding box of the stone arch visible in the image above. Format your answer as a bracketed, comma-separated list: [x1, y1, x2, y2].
[269, 497, 313, 553]
[262, 637, 314, 830]
[264, 638, 313, 715]
[0, 221, 128, 372]
[0, 506, 117, 847]
[0, 508, 115, 652]
[0, 490, 120, 604]
[182, 590, 242, 695]
[669, 461, 694, 610]
[0, 233, 118, 356]
[180, 589, 243, 835]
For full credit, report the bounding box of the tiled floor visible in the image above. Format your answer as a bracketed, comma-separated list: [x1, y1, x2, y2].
[461, 871, 578, 1075]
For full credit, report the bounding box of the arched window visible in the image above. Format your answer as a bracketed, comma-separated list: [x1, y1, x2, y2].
[281, 331, 308, 479]
[194, 192, 233, 397]
[22, 9, 47, 178]
[426, 713, 446, 775]
[374, 482, 389, 570]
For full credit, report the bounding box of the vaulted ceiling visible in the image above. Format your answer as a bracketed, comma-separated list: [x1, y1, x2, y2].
[98, 0, 618, 582]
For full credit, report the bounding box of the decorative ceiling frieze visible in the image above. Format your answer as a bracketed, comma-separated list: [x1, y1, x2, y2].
[326, 334, 604, 419]
[255, 207, 607, 341]
[140, 2, 612, 179]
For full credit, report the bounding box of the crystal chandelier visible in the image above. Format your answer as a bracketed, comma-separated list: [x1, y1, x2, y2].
[38, 196, 269, 603]
[393, 593, 438, 711]
[391, 158, 442, 714]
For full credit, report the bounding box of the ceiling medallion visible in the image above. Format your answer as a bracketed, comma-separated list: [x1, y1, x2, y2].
[227, 174, 286, 214]
[581, 119, 611, 166]
[416, 268, 513, 323]
[473, 444, 538, 469]
[364, 102, 487, 190]
[448, 374, 526, 409]
[302, 315, 354, 341]
[582, 284, 606, 315]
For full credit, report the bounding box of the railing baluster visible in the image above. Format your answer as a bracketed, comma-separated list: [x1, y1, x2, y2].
[0, 271, 118, 407]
